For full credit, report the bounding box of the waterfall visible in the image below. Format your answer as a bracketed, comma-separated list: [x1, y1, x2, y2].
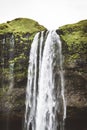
[8, 35, 15, 92]
[1, 35, 15, 92]
[1, 38, 5, 89]
[25, 30, 66, 130]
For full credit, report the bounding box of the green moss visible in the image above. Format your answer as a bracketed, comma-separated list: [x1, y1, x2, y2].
[2, 68, 10, 79]
[29, 32, 37, 41]
[9, 53, 26, 63]
[59, 20, 87, 33]
[59, 20, 87, 45]
[59, 20, 87, 64]
[0, 88, 4, 98]
[14, 71, 26, 81]
[0, 18, 46, 35]
[0, 87, 9, 99]
[66, 53, 80, 63]
[0, 23, 10, 34]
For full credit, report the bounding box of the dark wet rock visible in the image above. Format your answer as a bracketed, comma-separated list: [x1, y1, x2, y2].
[57, 20, 87, 129]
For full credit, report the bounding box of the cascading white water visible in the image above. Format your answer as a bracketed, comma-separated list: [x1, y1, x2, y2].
[1, 38, 5, 90]
[25, 30, 66, 130]
[8, 35, 15, 92]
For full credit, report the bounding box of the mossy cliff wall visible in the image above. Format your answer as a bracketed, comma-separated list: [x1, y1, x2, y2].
[0, 18, 46, 118]
[57, 20, 87, 130]
[0, 18, 87, 129]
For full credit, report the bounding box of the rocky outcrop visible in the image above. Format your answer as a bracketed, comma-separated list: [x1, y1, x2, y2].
[0, 18, 46, 122]
[57, 20, 87, 130]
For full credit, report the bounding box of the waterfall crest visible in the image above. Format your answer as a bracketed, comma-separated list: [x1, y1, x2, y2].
[25, 30, 66, 130]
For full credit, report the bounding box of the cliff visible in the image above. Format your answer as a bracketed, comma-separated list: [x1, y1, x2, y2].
[58, 20, 87, 130]
[0, 18, 46, 118]
[0, 18, 87, 130]
[58, 20, 87, 109]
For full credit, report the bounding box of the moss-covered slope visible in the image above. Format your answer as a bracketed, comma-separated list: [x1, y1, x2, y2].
[58, 20, 87, 69]
[0, 18, 46, 35]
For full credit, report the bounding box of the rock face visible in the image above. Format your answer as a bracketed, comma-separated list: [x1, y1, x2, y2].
[0, 18, 87, 130]
[0, 18, 46, 130]
[57, 20, 87, 130]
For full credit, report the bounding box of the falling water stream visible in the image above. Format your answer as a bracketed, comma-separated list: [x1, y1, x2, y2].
[8, 35, 15, 92]
[25, 30, 66, 130]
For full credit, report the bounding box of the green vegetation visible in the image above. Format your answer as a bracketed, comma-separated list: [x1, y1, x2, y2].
[59, 20, 87, 48]
[0, 18, 46, 89]
[59, 20, 87, 63]
[0, 18, 46, 35]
